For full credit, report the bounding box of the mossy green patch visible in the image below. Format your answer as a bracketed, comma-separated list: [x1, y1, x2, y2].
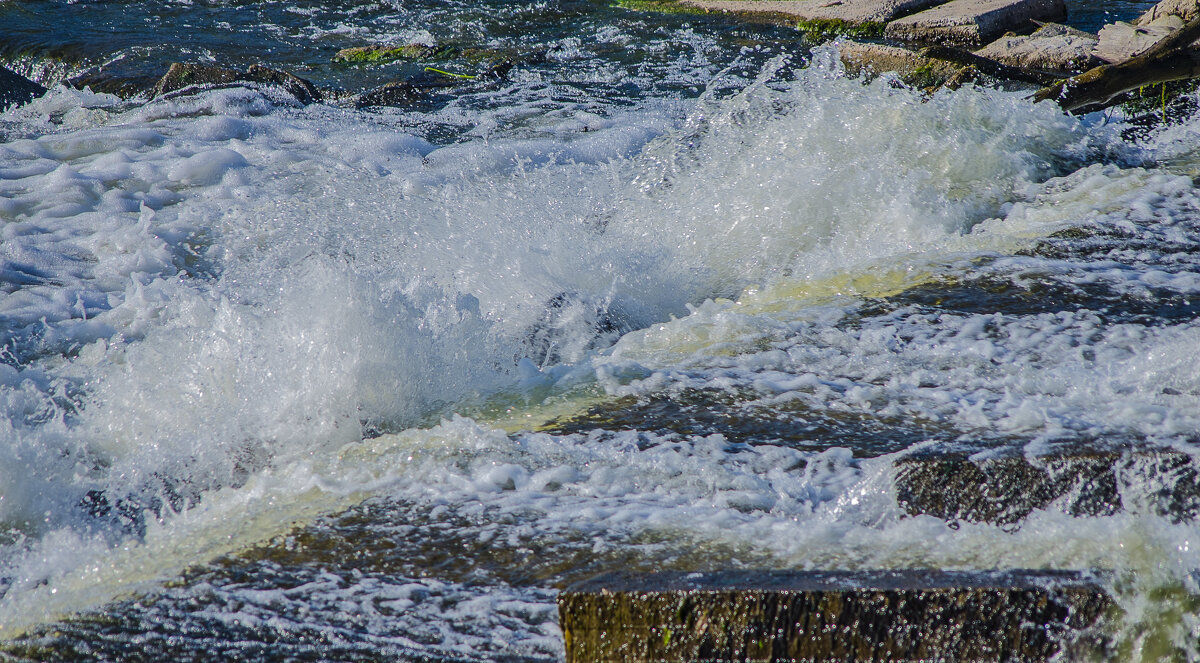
[909, 61, 949, 89]
[613, 0, 713, 16]
[333, 44, 449, 64]
[795, 18, 885, 41]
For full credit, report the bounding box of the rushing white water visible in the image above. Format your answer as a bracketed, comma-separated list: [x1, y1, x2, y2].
[2, 42, 1200, 658]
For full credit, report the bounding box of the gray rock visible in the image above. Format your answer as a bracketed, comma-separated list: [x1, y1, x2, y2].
[681, 0, 943, 25]
[355, 81, 422, 108]
[0, 65, 48, 111]
[975, 22, 1100, 71]
[838, 40, 964, 84]
[243, 64, 322, 104]
[559, 570, 1112, 662]
[1089, 0, 1200, 63]
[1135, 0, 1200, 26]
[884, 0, 1067, 45]
[1093, 15, 1187, 63]
[895, 448, 1200, 526]
[332, 43, 441, 63]
[152, 62, 322, 104]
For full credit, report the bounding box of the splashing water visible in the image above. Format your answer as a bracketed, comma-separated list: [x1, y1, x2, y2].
[2, 0, 1200, 658]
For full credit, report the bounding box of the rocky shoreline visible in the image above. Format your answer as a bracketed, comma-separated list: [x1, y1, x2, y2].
[0, 37, 531, 114]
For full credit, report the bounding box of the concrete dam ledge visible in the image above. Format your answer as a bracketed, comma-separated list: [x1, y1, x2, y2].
[559, 569, 1113, 662]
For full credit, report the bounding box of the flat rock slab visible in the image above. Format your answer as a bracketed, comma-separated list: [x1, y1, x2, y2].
[884, 0, 1066, 45]
[1093, 15, 1185, 63]
[1136, 0, 1200, 25]
[838, 41, 964, 84]
[680, 0, 943, 25]
[1092, 0, 1200, 64]
[559, 569, 1112, 662]
[895, 448, 1200, 526]
[975, 22, 1100, 71]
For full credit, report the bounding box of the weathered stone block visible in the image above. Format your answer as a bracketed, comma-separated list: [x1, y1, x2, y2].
[884, 0, 1067, 45]
[838, 41, 964, 85]
[1093, 15, 1187, 63]
[559, 569, 1112, 662]
[975, 22, 1100, 71]
[1135, 0, 1200, 26]
[681, 0, 944, 25]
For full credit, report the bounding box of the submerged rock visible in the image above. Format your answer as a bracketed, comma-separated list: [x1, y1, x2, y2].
[354, 57, 517, 108]
[333, 43, 444, 64]
[975, 22, 1100, 71]
[538, 385, 951, 455]
[895, 448, 1200, 526]
[884, 0, 1067, 45]
[0, 65, 48, 111]
[152, 62, 322, 104]
[243, 64, 322, 104]
[355, 81, 422, 108]
[559, 570, 1112, 662]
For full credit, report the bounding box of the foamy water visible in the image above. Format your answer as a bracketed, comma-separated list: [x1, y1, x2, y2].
[2, 1, 1200, 657]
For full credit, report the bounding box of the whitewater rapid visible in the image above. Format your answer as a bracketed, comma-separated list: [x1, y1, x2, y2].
[2, 38, 1200, 658]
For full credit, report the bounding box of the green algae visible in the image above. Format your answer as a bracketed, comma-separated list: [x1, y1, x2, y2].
[612, 0, 714, 16]
[795, 18, 886, 41]
[333, 44, 450, 64]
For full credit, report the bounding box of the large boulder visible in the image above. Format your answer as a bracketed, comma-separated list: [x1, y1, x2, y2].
[0, 66, 48, 111]
[152, 62, 322, 104]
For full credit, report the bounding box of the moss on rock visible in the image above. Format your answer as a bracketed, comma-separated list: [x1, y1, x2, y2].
[333, 44, 449, 64]
[612, 0, 715, 15]
[796, 17, 886, 40]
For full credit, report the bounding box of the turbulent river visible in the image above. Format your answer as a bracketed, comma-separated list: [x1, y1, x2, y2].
[3, 0, 1200, 659]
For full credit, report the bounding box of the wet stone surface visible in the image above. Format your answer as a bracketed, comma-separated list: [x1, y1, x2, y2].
[0, 498, 771, 663]
[227, 498, 766, 590]
[537, 389, 957, 456]
[895, 446, 1200, 526]
[860, 267, 1200, 327]
[558, 570, 1114, 662]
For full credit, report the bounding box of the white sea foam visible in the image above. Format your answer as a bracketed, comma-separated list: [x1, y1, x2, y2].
[0, 51, 1198, 653]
